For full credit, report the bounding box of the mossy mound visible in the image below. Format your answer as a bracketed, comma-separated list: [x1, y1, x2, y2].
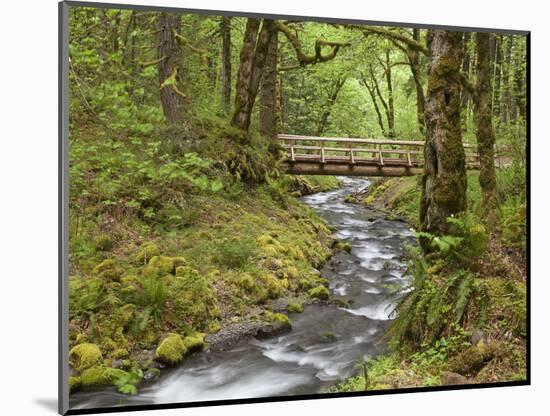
[92, 259, 120, 281]
[308, 285, 330, 301]
[447, 342, 496, 376]
[145, 256, 176, 276]
[135, 243, 161, 264]
[94, 234, 113, 251]
[69, 376, 82, 393]
[155, 334, 187, 365]
[80, 365, 128, 388]
[69, 343, 103, 372]
[287, 302, 304, 313]
[183, 334, 206, 353]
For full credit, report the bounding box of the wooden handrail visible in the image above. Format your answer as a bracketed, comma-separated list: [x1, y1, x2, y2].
[278, 134, 477, 149]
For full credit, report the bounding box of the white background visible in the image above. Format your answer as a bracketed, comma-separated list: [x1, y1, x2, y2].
[0, 0, 546, 414]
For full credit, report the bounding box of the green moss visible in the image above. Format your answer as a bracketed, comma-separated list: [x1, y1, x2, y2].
[69, 343, 103, 372]
[69, 376, 82, 393]
[266, 312, 292, 331]
[155, 334, 187, 365]
[182, 334, 206, 353]
[309, 285, 330, 300]
[144, 256, 175, 276]
[334, 241, 352, 253]
[287, 302, 304, 313]
[135, 243, 161, 264]
[80, 365, 128, 388]
[94, 234, 113, 251]
[111, 348, 129, 359]
[447, 342, 496, 376]
[92, 259, 115, 275]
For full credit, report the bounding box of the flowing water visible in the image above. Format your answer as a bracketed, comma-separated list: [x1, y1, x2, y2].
[70, 177, 416, 410]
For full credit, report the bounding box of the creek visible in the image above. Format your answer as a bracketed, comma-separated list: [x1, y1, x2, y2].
[70, 177, 416, 410]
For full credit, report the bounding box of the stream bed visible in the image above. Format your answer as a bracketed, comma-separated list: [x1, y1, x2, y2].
[70, 177, 416, 410]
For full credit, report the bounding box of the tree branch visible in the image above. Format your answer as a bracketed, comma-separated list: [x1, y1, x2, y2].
[275, 21, 351, 67]
[362, 27, 428, 55]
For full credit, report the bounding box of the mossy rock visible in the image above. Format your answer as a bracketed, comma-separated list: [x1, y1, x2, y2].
[111, 348, 129, 360]
[309, 285, 330, 301]
[135, 243, 161, 264]
[69, 376, 82, 393]
[207, 321, 221, 334]
[287, 302, 304, 313]
[94, 234, 113, 252]
[333, 241, 352, 253]
[69, 343, 103, 372]
[447, 342, 496, 376]
[319, 331, 337, 343]
[183, 334, 206, 353]
[269, 312, 291, 329]
[298, 278, 315, 290]
[155, 334, 187, 365]
[80, 365, 128, 388]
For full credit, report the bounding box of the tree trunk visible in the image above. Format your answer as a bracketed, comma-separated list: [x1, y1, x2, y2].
[474, 32, 498, 225]
[156, 13, 190, 127]
[260, 28, 279, 139]
[492, 35, 503, 121]
[317, 77, 346, 136]
[231, 19, 275, 132]
[420, 30, 467, 236]
[220, 16, 232, 115]
[408, 29, 426, 133]
[385, 50, 396, 138]
[501, 35, 513, 124]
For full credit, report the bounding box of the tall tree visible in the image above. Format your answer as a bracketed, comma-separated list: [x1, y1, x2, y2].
[317, 76, 346, 136]
[231, 19, 275, 132]
[260, 28, 279, 139]
[156, 13, 191, 129]
[420, 30, 467, 236]
[474, 32, 498, 225]
[220, 16, 232, 115]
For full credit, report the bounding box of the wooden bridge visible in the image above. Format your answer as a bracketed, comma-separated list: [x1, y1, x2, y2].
[278, 134, 497, 177]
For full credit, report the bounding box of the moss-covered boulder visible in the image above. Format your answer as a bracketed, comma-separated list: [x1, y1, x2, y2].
[257, 312, 292, 339]
[135, 243, 161, 264]
[69, 376, 82, 393]
[287, 302, 304, 313]
[69, 343, 103, 372]
[308, 285, 330, 301]
[447, 342, 496, 376]
[183, 334, 206, 353]
[80, 365, 128, 388]
[333, 241, 352, 253]
[111, 348, 129, 360]
[155, 334, 187, 365]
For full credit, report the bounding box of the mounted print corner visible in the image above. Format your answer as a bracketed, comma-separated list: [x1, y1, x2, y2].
[59, 1, 530, 414]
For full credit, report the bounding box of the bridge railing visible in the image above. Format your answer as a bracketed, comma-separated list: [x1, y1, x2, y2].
[278, 134, 482, 168]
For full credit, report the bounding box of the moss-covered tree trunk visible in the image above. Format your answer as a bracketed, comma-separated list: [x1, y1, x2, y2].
[474, 32, 498, 225]
[420, 30, 467, 236]
[220, 16, 232, 115]
[156, 13, 190, 127]
[260, 27, 279, 139]
[231, 19, 275, 132]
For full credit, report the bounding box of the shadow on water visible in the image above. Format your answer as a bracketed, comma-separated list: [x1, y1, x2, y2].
[69, 176, 416, 410]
